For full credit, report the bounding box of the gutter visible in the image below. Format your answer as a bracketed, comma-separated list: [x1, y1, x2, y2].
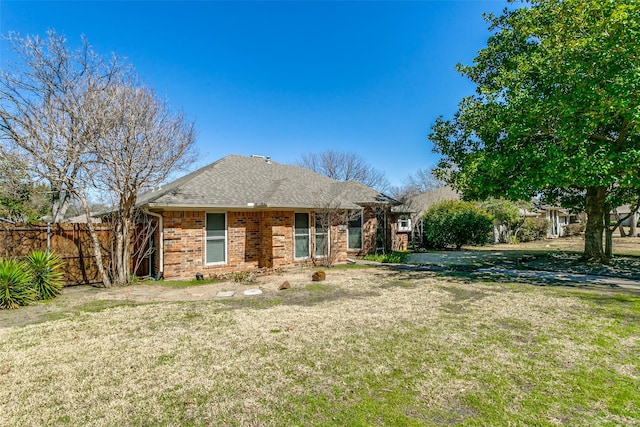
[143, 209, 163, 279]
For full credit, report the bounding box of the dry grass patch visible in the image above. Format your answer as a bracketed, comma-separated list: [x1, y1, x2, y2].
[1, 267, 638, 426]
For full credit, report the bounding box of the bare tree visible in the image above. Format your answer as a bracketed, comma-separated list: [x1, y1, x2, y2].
[312, 204, 363, 267]
[297, 150, 390, 191]
[391, 167, 443, 201]
[0, 31, 195, 287]
[88, 83, 195, 286]
[312, 208, 342, 268]
[0, 31, 126, 222]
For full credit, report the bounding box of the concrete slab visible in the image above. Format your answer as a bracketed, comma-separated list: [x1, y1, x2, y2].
[478, 267, 640, 290]
[243, 289, 263, 296]
[216, 291, 235, 297]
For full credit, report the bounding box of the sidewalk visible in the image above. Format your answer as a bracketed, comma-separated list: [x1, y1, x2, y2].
[477, 267, 640, 291]
[351, 258, 640, 292]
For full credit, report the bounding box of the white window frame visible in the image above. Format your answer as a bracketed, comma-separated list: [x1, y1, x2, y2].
[314, 213, 330, 258]
[347, 210, 363, 250]
[205, 212, 227, 265]
[294, 212, 311, 259]
[397, 218, 412, 232]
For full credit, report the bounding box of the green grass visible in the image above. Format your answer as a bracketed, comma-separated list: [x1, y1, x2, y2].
[153, 278, 222, 289]
[324, 263, 373, 270]
[362, 251, 409, 263]
[1, 268, 639, 426]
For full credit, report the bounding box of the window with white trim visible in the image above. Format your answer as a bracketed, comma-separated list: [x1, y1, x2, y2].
[348, 211, 363, 250]
[294, 213, 310, 259]
[398, 217, 412, 232]
[315, 213, 329, 257]
[206, 213, 226, 264]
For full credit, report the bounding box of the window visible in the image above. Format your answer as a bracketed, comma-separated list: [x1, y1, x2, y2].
[348, 211, 363, 250]
[294, 213, 310, 259]
[398, 217, 412, 232]
[206, 213, 226, 264]
[315, 213, 329, 257]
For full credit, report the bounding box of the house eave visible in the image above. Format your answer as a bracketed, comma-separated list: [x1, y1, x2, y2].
[141, 202, 367, 211]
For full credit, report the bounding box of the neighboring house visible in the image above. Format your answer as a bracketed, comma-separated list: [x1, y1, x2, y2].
[394, 188, 575, 242]
[610, 204, 639, 237]
[62, 213, 103, 224]
[135, 155, 400, 280]
[520, 204, 576, 238]
[540, 206, 572, 237]
[392, 186, 460, 247]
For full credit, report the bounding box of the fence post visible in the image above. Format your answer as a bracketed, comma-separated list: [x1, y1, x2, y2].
[47, 222, 51, 253]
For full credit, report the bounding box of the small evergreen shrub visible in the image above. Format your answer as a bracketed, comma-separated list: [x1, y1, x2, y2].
[26, 250, 64, 300]
[0, 259, 36, 309]
[517, 217, 549, 242]
[423, 201, 494, 249]
[233, 271, 255, 283]
[563, 223, 586, 237]
[362, 252, 408, 263]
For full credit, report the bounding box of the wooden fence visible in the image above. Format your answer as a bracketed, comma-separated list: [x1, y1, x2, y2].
[0, 223, 112, 285]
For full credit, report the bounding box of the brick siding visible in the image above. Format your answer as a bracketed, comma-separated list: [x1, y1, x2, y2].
[154, 208, 388, 280]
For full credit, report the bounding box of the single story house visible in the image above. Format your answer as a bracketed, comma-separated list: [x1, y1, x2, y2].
[135, 155, 400, 280]
[393, 188, 579, 243]
[392, 186, 461, 246]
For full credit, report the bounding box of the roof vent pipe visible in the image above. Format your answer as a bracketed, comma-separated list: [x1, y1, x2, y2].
[251, 154, 271, 163]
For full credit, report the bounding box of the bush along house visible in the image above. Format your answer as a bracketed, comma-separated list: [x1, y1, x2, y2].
[135, 155, 401, 280]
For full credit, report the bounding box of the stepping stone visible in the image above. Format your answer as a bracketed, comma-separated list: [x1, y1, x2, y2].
[243, 289, 263, 296]
[216, 290, 235, 297]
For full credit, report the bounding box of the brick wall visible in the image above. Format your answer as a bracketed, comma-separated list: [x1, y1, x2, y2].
[163, 211, 205, 279]
[228, 211, 261, 269]
[392, 230, 409, 251]
[157, 208, 379, 280]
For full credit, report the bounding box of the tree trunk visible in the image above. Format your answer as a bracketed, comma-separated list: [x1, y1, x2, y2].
[604, 207, 614, 259]
[631, 211, 638, 237]
[613, 209, 626, 237]
[78, 193, 111, 287]
[112, 197, 135, 286]
[50, 186, 71, 223]
[583, 186, 606, 261]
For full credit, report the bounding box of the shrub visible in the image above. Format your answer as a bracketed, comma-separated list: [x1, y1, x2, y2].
[0, 259, 36, 309]
[362, 252, 408, 263]
[563, 223, 586, 237]
[423, 200, 494, 249]
[481, 198, 526, 243]
[233, 271, 255, 283]
[517, 217, 549, 242]
[26, 250, 65, 300]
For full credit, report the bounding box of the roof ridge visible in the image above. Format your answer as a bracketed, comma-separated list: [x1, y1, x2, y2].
[137, 154, 237, 205]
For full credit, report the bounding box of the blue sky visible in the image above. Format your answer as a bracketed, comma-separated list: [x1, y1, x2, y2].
[1, 0, 510, 188]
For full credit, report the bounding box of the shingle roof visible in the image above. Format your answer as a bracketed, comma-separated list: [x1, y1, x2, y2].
[392, 186, 460, 214]
[136, 154, 399, 210]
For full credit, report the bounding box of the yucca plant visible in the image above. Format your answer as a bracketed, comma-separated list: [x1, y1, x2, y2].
[26, 250, 65, 300]
[0, 259, 36, 309]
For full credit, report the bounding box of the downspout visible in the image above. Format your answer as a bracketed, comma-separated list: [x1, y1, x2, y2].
[144, 209, 163, 279]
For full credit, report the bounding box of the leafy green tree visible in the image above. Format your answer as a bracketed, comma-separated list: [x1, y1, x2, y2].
[423, 200, 493, 250]
[481, 198, 524, 242]
[429, 0, 640, 261]
[0, 152, 49, 222]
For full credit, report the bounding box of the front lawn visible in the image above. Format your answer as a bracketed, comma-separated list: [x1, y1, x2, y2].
[1, 267, 638, 426]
